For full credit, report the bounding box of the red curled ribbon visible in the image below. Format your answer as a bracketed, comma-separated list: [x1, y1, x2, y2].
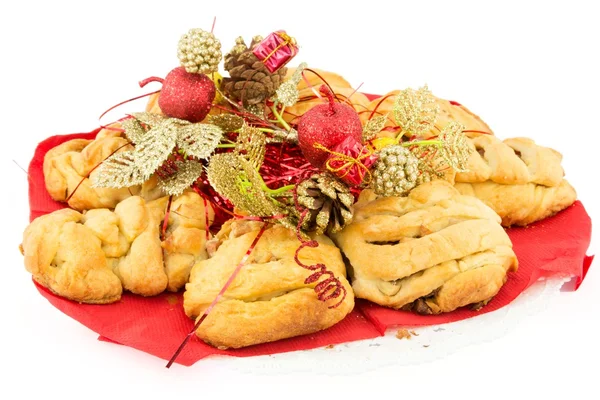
[166, 222, 268, 368]
[292, 189, 347, 308]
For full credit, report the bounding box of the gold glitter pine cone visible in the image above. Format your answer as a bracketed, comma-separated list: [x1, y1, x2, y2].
[178, 28, 222, 75]
[222, 36, 287, 106]
[371, 145, 419, 197]
[295, 173, 354, 235]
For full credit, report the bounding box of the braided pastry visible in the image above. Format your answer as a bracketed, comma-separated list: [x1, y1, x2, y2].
[282, 86, 370, 125]
[331, 181, 518, 314]
[43, 124, 163, 211]
[184, 221, 354, 349]
[20, 192, 214, 303]
[454, 136, 576, 226]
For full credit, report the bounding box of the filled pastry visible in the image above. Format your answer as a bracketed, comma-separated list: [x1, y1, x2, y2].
[44, 123, 163, 211]
[184, 220, 354, 349]
[20, 192, 214, 303]
[454, 136, 577, 226]
[331, 180, 518, 314]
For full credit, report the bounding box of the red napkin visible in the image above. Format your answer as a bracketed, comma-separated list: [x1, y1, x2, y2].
[27, 130, 593, 366]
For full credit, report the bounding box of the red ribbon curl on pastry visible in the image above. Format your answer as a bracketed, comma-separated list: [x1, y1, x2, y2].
[166, 222, 269, 368]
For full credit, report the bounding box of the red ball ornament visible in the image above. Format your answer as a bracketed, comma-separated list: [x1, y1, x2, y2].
[297, 85, 363, 168]
[141, 67, 215, 123]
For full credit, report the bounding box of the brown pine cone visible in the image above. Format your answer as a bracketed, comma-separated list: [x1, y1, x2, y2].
[295, 173, 354, 235]
[222, 36, 287, 106]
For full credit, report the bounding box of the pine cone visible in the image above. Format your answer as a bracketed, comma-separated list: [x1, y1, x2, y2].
[296, 173, 354, 235]
[371, 145, 419, 197]
[222, 36, 287, 106]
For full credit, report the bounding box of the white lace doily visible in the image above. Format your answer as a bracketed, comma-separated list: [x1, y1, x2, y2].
[192, 276, 571, 375]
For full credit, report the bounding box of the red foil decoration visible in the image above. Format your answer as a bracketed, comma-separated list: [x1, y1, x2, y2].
[252, 30, 298, 73]
[322, 136, 378, 187]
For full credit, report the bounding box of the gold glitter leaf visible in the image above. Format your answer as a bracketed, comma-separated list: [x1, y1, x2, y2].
[207, 153, 281, 218]
[208, 114, 245, 132]
[362, 114, 388, 141]
[274, 62, 307, 107]
[270, 128, 299, 144]
[131, 112, 169, 128]
[177, 123, 223, 160]
[121, 118, 146, 145]
[92, 151, 145, 188]
[439, 121, 471, 172]
[393, 85, 439, 138]
[158, 160, 204, 196]
[245, 104, 265, 117]
[236, 124, 266, 169]
[133, 120, 178, 180]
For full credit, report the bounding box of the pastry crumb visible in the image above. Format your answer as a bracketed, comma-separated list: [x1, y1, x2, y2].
[410, 330, 419, 336]
[396, 329, 413, 340]
[325, 344, 335, 349]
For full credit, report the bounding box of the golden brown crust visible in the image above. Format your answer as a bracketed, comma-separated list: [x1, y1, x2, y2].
[43, 123, 163, 211]
[280, 68, 369, 124]
[161, 192, 215, 292]
[184, 222, 354, 349]
[456, 136, 565, 186]
[21, 209, 123, 304]
[331, 181, 517, 314]
[454, 180, 577, 227]
[453, 135, 576, 226]
[21, 192, 214, 303]
[283, 86, 370, 124]
[286, 67, 353, 91]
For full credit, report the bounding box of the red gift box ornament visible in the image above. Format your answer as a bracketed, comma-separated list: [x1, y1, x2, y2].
[252, 30, 299, 73]
[316, 136, 378, 187]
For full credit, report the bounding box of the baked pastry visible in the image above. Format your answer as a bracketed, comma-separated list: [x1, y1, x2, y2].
[162, 192, 214, 292]
[331, 180, 518, 314]
[184, 220, 354, 349]
[359, 90, 493, 139]
[20, 192, 214, 303]
[454, 135, 577, 226]
[279, 67, 370, 124]
[283, 86, 370, 125]
[286, 67, 353, 91]
[43, 123, 163, 211]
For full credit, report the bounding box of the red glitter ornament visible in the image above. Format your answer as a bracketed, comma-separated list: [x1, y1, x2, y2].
[322, 135, 378, 187]
[297, 85, 363, 168]
[142, 67, 215, 123]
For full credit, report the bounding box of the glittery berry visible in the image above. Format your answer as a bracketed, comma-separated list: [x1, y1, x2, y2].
[177, 28, 222, 75]
[371, 145, 419, 197]
[297, 85, 363, 168]
[158, 67, 216, 123]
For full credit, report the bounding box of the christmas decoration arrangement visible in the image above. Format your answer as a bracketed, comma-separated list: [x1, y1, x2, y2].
[20, 24, 593, 367]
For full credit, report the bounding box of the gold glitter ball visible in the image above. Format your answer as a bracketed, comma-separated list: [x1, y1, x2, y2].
[177, 28, 222, 75]
[371, 145, 419, 197]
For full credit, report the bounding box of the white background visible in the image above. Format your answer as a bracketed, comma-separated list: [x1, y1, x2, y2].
[1, 0, 598, 399]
